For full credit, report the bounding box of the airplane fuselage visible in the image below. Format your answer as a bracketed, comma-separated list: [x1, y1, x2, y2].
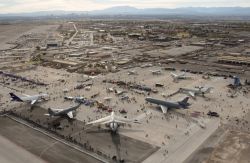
[51, 104, 80, 117]
[10, 93, 48, 105]
[21, 94, 44, 102]
[146, 97, 183, 109]
[180, 88, 200, 94]
[179, 88, 211, 96]
[109, 121, 119, 132]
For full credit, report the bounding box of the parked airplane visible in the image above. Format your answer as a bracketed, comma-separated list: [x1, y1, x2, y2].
[150, 70, 162, 75]
[64, 96, 84, 101]
[179, 87, 213, 98]
[128, 70, 138, 75]
[145, 97, 190, 114]
[9, 92, 48, 105]
[104, 97, 113, 101]
[115, 90, 127, 96]
[86, 111, 147, 133]
[45, 103, 81, 119]
[171, 72, 191, 82]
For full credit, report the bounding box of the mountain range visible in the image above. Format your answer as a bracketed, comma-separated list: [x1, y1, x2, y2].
[1, 6, 250, 17]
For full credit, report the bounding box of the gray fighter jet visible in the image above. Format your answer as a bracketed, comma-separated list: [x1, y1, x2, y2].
[150, 70, 162, 75]
[179, 86, 213, 98]
[10, 92, 48, 105]
[45, 103, 81, 119]
[145, 97, 190, 114]
[171, 72, 191, 82]
[128, 70, 138, 75]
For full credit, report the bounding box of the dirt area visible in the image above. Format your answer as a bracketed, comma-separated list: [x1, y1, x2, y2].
[206, 130, 250, 163]
[0, 23, 38, 50]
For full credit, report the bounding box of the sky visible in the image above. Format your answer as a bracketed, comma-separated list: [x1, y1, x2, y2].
[0, 0, 249, 13]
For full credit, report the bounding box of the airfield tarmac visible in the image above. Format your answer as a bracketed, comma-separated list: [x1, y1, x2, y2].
[7, 106, 159, 163]
[1, 65, 250, 162]
[0, 116, 103, 163]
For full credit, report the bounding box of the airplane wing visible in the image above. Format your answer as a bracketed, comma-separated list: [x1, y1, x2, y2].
[180, 72, 186, 76]
[31, 99, 37, 105]
[114, 115, 133, 123]
[51, 108, 63, 111]
[160, 105, 168, 114]
[171, 72, 177, 77]
[113, 119, 130, 124]
[87, 115, 111, 125]
[23, 94, 31, 97]
[188, 91, 195, 98]
[67, 111, 74, 119]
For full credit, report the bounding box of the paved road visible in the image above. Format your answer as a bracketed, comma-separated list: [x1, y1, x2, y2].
[66, 23, 78, 46]
[0, 135, 45, 163]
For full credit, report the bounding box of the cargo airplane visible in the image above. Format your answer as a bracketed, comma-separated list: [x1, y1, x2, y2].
[45, 103, 81, 119]
[145, 97, 190, 114]
[10, 92, 48, 105]
[86, 111, 149, 133]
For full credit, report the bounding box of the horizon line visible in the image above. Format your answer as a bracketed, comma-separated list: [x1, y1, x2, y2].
[0, 6, 250, 15]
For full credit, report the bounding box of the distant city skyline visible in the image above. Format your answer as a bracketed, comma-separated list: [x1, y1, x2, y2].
[0, 0, 250, 14]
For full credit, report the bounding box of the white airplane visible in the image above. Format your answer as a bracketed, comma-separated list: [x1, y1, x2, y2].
[179, 87, 213, 98]
[10, 92, 48, 105]
[45, 103, 81, 119]
[104, 97, 113, 101]
[171, 72, 191, 82]
[86, 111, 149, 133]
[128, 70, 138, 75]
[115, 90, 127, 96]
[150, 70, 162, 75]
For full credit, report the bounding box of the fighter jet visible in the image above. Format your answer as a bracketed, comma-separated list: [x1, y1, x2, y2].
[9, 92, 48, 105]
[145, 97, 190, 114]
[86, 111, 147, 133]
[64, 96, 84, 101]
[128, 70, 138, 75]
[178, 87, 213, 98]
[45, 103, 81, 119]
[171, 72, 191, 82]
[150, 70, 162, 75]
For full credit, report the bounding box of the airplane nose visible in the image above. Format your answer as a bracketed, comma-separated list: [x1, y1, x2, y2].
[145, 97, 152, 102]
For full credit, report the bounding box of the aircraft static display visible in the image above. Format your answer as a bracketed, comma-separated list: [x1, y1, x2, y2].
[178, 86, 213, 98]
[86, 111, 149, 133]
[45, 103, 81, 119]
[9, 92, 48, 105]
[145, 97, 190, 114]
[171, 72, 192, 82]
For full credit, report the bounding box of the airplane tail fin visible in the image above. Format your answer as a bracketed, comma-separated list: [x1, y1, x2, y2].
[179, 97, 190, 108]
[48, 108, 55, 116]
[234, 77, 241, 86]
[9, 93, 23, 102]
[206, 87, 213, 93]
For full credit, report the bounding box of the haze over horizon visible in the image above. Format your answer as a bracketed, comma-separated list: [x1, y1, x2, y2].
[0, 0, 250, 14]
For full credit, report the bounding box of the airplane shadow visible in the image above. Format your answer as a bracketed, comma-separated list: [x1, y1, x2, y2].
[85, 128, 111, 134]
[84, 127, 123, 161]
[111, 132, 122, 162]
[48, 116, 75, 129]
